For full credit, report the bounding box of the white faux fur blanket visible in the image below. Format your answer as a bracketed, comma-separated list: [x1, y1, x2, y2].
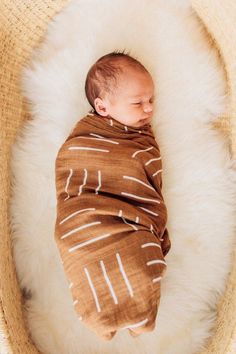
[10, 0, 236, 353]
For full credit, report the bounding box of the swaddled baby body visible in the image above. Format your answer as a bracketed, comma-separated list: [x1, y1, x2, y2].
[54, 51, 171, 341]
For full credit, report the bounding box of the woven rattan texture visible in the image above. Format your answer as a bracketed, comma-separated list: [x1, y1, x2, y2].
[192, 3, 236, 353]
[0, 1, 71, 353]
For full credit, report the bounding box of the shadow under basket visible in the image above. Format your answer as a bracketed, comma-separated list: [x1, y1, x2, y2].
[0, 0, 236, 353]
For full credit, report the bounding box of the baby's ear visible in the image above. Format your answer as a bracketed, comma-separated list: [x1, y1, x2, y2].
[94, 97, 109, 116]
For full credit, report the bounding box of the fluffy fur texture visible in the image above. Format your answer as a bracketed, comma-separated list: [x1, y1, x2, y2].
[10, 0, 236, 353]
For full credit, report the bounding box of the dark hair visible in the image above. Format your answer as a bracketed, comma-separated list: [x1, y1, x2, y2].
[85, 50, 149, 110]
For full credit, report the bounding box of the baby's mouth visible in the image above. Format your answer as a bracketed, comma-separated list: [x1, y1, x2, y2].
[140, 117, 151, 124]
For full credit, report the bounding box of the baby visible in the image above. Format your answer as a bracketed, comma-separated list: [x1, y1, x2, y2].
[54, 51, 171, 341]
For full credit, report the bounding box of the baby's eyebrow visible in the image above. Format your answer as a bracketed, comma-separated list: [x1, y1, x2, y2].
[128, 95, 141, 99]
[129, 94, 155, 100]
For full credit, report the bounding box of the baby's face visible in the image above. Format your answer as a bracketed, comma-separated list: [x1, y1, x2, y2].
[95, 67, 155, 128]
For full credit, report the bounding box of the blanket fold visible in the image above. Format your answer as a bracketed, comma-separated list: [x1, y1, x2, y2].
[54, 112, 171, 340]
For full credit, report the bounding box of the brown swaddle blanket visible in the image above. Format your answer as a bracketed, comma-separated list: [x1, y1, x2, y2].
[54, 111, 171, 340]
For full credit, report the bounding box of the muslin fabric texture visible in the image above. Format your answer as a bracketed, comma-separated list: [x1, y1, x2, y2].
[54, 111, 171, 340]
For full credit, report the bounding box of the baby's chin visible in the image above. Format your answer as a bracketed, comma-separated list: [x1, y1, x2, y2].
[133, 117, 152, 127]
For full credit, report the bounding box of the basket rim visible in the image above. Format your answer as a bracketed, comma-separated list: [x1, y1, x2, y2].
[0, 0, 236, 352]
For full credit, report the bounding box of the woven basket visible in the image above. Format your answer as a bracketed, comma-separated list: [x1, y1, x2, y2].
[0, 0, 235, 353]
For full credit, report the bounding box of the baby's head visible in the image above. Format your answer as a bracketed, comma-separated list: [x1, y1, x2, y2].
[85, 51, 155, 128]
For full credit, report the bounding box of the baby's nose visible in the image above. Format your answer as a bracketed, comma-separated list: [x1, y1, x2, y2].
[143, 104, 153, 113]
